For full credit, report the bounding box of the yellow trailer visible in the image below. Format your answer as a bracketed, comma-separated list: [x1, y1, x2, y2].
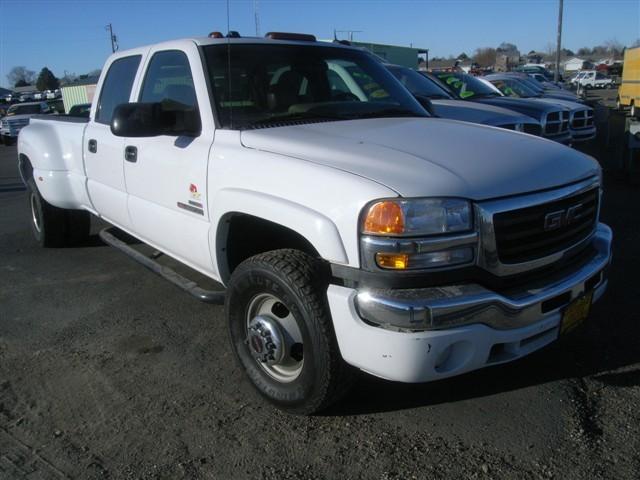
[618, 46, 640, 117]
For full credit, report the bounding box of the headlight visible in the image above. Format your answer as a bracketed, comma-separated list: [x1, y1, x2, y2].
[362, 198, 472, 236]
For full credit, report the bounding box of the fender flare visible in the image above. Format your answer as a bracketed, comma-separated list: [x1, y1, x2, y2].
[210, 188, 349, 281]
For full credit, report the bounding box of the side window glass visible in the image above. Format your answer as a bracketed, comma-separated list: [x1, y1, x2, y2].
[139, 50, 198, 111]
[96, 55, 141, 125]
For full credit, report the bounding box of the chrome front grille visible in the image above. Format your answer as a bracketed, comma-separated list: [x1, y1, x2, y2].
[544, 111, 570, 135]
[493, 187, 599, 264]
[571, 109, 594, 129]
[476, 177, 601, 277]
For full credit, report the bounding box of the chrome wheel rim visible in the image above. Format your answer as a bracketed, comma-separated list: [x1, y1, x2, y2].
[30, 192, 41, 233]
[246, 293, 304, 383]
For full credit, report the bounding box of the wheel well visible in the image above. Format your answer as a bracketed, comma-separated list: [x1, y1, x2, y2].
[18, 154, 33, 184]
[217, 213, 320, 284]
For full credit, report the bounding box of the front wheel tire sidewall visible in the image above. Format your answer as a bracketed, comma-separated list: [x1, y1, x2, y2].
[227, 267, 322, 410]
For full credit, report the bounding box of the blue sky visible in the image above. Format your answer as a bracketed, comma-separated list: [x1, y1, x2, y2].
[0, 0, 638, 88]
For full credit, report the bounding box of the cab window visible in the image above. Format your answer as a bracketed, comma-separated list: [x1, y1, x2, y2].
[139, 50, 198, 111]
[96, 55, 141, 125]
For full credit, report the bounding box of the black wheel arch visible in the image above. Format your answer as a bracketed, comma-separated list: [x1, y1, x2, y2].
[216, 212, 321, 285]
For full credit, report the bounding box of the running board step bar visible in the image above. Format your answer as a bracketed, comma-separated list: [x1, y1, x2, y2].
[99, 227, 226, 305]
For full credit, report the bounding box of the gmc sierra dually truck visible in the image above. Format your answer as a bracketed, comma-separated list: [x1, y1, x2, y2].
[18, 33, 612, 414]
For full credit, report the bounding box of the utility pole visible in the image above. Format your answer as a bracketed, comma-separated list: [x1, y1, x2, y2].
[554, 0, 563, 82]
[253, 0, 260, 36]
[106, 23, 118, 53]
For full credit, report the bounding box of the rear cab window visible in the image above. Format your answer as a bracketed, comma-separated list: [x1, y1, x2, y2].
[95, 55, 142, 125]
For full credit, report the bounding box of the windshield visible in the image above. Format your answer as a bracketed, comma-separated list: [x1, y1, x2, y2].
[202, 44, 427, 129]
[488, 78, 539, 98]
[387, 66, 452, 100]
[7, 104, 40, 115]
[434, 72, 500, 99]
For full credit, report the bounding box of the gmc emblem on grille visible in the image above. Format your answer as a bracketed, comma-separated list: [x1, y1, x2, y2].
[544, 203, 584, 231]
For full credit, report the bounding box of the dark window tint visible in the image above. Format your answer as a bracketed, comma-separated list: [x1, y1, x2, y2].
[203, 44, 426, 129]
[388, 66, 452, 100]
[96, 55, 141, 124]
[139, 50, 197, 109]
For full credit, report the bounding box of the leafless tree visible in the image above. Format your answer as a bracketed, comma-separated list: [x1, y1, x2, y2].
[7, 66, 35, 87]
[473, 48, 497, 68]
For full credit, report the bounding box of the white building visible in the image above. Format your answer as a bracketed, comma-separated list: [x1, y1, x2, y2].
[563, 57, 586, 72]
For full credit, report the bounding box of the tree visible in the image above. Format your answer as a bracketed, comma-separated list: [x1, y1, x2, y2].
[497, 42, 518, 54]
[457, 52, 469, 61]
[36, 67, 59, 91]
[473, 47, 497, 67]
[7, 66, 35, 88]
[87, 69, 102, 78]
[577, 47, 591, 57]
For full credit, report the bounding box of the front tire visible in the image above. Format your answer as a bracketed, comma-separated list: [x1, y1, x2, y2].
[27, 177, 90, 247]
[225, 249, 353, 414]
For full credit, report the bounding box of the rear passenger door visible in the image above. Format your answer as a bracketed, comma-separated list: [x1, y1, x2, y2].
[123, 46, 216, 273]
[84, 54, 143, 229]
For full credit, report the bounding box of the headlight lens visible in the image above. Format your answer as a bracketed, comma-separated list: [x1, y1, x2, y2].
[362, 198, 472, 236]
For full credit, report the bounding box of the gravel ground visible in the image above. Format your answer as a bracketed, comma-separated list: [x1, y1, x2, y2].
[1, 99, 639, 479]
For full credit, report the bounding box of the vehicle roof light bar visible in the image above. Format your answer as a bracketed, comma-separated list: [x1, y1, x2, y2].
[265, 32, 316, 42]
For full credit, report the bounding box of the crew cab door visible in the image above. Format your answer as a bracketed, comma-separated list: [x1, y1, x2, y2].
[84, 54, 143, 229]
[123, 46, 216, 273]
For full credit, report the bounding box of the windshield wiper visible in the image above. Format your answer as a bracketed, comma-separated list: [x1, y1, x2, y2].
[248, 112, 346, 128]
[344, 107, 424, 120]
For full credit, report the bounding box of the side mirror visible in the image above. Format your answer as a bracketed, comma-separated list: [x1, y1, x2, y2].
[111, 102, 201, 138]
[414, 95, 436, 116]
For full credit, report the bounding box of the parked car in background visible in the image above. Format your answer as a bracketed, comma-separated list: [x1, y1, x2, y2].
[513, 65, 562, 82]
[432, 71, 572, 144]
[576, 70, 614, 89]
[490, 73, 582, 102]
[617, 46, 640, 117]
[45, 89, 61, 99]
[17, 33, 611, 414]
[0, 101, 51, 145]
[482, 74, 596, 143]
[387, 65, 542, 135]
[67, 103, 91, 118]
[19, 92, 35, 102]
[528, 73, 562, 90]
[33, 91, 45, 100]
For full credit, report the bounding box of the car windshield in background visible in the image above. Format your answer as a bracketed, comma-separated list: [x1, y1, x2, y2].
[489, 79, 538, 98]
[387, 66, 453, 100]
[202, 44, 428, 129]
[434, 72, 501, 99]
[8, 104, 40, 115]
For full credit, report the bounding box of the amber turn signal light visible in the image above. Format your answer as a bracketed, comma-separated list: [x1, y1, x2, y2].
[375, 253, 409, 270]
[363, 201, 405, 235]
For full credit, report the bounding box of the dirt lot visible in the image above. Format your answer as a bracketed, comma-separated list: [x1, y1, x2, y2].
[1, 99, 639, 479]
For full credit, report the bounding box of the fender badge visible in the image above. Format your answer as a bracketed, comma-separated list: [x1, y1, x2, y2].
[189, 183, 201, 200]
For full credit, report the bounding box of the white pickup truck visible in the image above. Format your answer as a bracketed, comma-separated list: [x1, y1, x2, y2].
[18, 33, 612, 414]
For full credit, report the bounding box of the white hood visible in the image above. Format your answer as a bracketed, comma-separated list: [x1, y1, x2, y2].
[241, 117, 600, 201]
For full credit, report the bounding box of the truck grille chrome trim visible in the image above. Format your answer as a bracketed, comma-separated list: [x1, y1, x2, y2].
[476, 176, 600, 277]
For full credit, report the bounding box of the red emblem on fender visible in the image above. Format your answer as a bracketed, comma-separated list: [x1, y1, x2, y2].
[189, 184, 198, 193]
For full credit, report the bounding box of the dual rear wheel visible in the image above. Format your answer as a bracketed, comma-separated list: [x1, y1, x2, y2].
[27, 177, 90, 247]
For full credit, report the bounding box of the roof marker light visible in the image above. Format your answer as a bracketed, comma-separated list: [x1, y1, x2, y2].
[265, 32, 316, 42]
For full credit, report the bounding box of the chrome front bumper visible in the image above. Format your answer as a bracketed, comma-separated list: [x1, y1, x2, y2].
[356, 223, 612, 331]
